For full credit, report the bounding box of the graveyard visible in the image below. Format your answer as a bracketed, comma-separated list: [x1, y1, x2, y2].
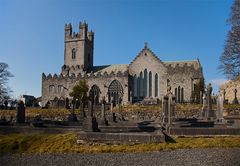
[0, 82, 240, 153]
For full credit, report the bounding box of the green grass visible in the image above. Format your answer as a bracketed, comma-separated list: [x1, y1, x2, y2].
[1, 133, 240, 154]
[1, 104, 239, 120]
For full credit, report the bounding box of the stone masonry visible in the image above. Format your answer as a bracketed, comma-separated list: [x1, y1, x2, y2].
[42, 22, 204, 107]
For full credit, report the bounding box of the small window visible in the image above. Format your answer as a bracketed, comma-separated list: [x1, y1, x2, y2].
[72, 48, 76, 59]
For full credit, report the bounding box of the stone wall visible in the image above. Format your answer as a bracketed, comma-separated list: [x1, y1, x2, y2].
[220, 79, 240, 104]
[129, 45, 203, 102]
[42, 71, 129, 106]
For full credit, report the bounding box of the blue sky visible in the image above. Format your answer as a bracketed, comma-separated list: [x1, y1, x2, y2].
[0, 0, 233, 98]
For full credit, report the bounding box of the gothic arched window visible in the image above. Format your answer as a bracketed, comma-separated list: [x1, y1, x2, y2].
[133, 75, 137, 97]
[89, 85, 101, 104]
[149, 71, 152, 97]
[139, 72, 143, 98]
[108, 80, 123, 104]
[155, 73, 158, 97]
[144, 69, 148, 97]
[72, 48, 76, 59]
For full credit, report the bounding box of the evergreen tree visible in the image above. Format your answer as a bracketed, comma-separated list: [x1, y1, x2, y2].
[69, 79, 89, 103]
[219, 0, 240, 80]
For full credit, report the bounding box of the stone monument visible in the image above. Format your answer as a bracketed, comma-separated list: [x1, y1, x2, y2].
[82, 100, 99, 132]
[232, 89, 239, 104]
[162, 81, 175, 128]
[201, 92, 207, 117]
[99, 97, 108, 125]
[68, 100, 77, 122]
[16, 100, 25, 123]
[206, 83, 215, 119]
[216, 91, 224, 120]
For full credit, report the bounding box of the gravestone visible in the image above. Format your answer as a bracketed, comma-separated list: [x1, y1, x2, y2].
[162, 96, 169, 124]
[232, 89, 239, 104]
[110, 96, 113, 112]
[201, 92, 207, 117]
[82, 100, 99, 132]
[79, 100, 86, 121]
[162, 83, 175, 127]
[216, 91, 224, 120]
[68, 101, 77, 122]
[16, 100, 25, 123]
[99, 97, 108, 125]
[206, 83, 215, 119]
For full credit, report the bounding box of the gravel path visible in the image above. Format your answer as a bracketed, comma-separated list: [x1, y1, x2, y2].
[1, 148, 240, 166]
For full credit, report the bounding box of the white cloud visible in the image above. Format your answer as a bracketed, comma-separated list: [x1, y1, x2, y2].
[209, 79, 229, 87]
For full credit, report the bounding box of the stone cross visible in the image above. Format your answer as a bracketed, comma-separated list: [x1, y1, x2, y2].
[201, 92, 207, 117]
[168, 93, 173, 126]
[232, 89, 239, 104]
[16, 100, 25, 123]
[206, 83, 215, 119]
[216, 91, 224, 120]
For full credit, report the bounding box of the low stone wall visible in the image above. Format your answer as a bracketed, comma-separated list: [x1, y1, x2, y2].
[77, 131, 165, 144]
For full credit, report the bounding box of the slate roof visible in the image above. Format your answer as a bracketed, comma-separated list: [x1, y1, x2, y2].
[93, 64, 129, 74]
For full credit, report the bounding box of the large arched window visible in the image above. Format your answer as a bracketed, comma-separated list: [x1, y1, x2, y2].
[89, 85, 101, 104]
[143, 69, 148, 97]
[133, 75, 137, 97]
[108, 80, 123, 104]
[72, 48, 76, 59]
[181, 88, 184, 103]
[178, 86, 181, 103]
[155, 74, 158, 97]
[139, 72, 143, 98]
[149, 71, 152, 97]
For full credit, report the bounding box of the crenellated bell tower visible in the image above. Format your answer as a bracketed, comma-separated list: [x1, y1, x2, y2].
[63, 21, 94, 75]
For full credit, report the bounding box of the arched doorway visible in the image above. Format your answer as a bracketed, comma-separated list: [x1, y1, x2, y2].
[89, 85, 101, 104]
[108, 80, 123, 104]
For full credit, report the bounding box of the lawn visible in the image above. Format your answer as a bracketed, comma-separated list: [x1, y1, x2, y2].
[0, 133, 240, 154]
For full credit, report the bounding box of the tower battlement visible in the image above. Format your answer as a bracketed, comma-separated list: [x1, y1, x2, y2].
[64, 21, 94, 73]
[64, 22, 94, 43]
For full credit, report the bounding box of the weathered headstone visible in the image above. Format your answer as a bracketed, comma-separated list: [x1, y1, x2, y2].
[232, 89, 239, 104]
[118, 97, 122, 112]
[68, 101, 77, 122]
[82, 100, 99, 132]
[79, 100, 86, 121]
[162, 83, 175, 127]
[162, 96, 169, 124]
[201, 92, 207, 117]
[206, 83, 215, 119]
[16, 100, 25, 123]
[99, 97, 108, 125]
[216, 91, 224, 120]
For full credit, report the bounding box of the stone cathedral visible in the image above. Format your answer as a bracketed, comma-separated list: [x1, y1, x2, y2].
[42, 22, 204, 107]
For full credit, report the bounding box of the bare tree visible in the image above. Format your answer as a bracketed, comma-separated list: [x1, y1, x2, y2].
[219, 0, 240, 80]
[0, 62, 13, 104]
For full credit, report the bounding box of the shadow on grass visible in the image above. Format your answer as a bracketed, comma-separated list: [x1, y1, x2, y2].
[164, 132, 176, 143]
